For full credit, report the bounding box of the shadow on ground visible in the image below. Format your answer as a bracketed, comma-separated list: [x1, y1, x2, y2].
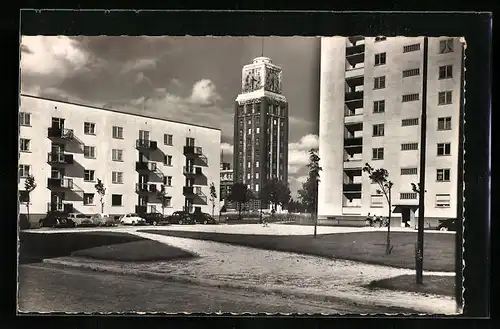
[365, 274, 455, 297]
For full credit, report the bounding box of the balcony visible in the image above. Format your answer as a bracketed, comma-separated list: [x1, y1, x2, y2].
[183, 186, 194, 196]
[345, 90, 364, 102]
[183, 146, 203, 157]
[47, 152, 74, 165]
[136, 161, 157, 171]
[135, 205, 147, 215]
[344, 112, 363, 124]
[345, 66, 365, 79]
[346, 44, 365, 57]
[136, 139, 158, 150]
[47, 127, 74, 139]
[343, 159, 363, 169]
[47, 177, 74, 189]
[183, 166, 203, 176]
[47, 202, 73, 213]
[344, 136, 363, 147]
[135, 183, 159, 193]
[343, 183, 362, 192]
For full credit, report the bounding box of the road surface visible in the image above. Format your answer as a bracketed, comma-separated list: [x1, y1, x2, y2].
[18, 263, 381, 314]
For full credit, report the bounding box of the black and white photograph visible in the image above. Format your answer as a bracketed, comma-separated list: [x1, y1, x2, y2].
[17, 33, 467, 315]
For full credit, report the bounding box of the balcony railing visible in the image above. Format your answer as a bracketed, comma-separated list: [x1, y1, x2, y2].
[346, 44, 365, 56]
[343, 183, 362, 192]
[183, 186, 194, 196]
[195, 189, 208, 204]
[47, 202, 73, 213]
[345, 90, 364, 102]
[344, 136, 363, 147]
[135, 183, 158, 193]
[47, 127, 74, 139]
[183, 166, 203, 176]
[183, 145, 203, 156]
[136, 139, 158, 150]
[47, 152, 74, 165]
[135, 161, 158, 171]
[47, 177, 74, 189]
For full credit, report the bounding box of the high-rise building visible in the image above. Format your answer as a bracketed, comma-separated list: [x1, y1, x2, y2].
[220, 162, 233, 209]
[318, 36, 464, 228]
[18, 94, 221, 226]
[233, 56, 289, 205]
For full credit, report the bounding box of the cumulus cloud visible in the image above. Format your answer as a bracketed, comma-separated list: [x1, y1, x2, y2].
[189, 79, 222, 105]
[20, 36, 89, 78]
[121, 58, 157, 73]
[288, 175, 308, 199]
[220, 142, 234, 156]
[288, 134, 319, 175]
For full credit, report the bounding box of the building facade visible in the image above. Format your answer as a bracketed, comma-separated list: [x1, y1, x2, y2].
[233, 56, 289, 206]
[18, 94, 221, 225]
[219, 162, 234, 209]
[318, 36, 464, 227]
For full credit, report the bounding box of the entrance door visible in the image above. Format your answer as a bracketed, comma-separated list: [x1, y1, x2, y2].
[401, 208, 411, 227]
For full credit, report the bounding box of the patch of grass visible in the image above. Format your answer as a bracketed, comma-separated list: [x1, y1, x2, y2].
[142, 230, 455, 272]
[19, 232, 144, 264]
[72, 240, 196, 262]
[366, 274, 455, 297]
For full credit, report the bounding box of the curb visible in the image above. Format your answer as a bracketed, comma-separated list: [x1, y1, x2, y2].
[43, 257, 451, 314]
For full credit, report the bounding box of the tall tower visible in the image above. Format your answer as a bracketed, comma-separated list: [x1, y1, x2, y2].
[233, 56, 289, 202]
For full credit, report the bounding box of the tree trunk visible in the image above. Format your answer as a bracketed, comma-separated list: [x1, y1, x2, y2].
[238, 202, 242, 220]
[27, 203, 30, 226]
[386, 189, 392, 255]
[313, 181, 318, 238]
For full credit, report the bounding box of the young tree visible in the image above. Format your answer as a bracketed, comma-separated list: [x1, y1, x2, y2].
[261, 178, 291, 215]
[209, 182, 217, 217]
[363, 163, 394, 255]
[228, 182, 250, 220]
[94, 179, 106, 213]
[23, 174, 37, 227]
[306, 149, 322, 238]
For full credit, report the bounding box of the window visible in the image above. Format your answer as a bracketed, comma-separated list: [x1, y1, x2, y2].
[402, 118, 419, 126]
[20, 138, 30, 152]
[375, 36, 386, 42]
[438, 91, 453, 105]
[256, 127, 260, 134]
[437, 169, 451, 182]
[112, 171, 123, 184]
[372, 124, 385, 137]
[84, 169, 95, 182]
[403, 43, 421, 53]
[19, 190, 29, 203]
[112, 126, 123, 139]
[247, 173, 251, 180]
[372, 148, 384, 160]
[164, 134, 173, 145]
[19, 112, 31, 126]
[112, 149, 123, 162]
[256, 161, 260, 168]
[248, 128, 251, 135]
[374, 76, 386, 89]
[436, 194, 451, 208]
[84, 122, 96, 135]
[373, 100, 385, 113]
[83, 193, 95, 205]
[112, 194, 123, 206]
[374, 52, 386, 66]
[439, 39, 454, 54]
[400, 192, 418, 200]
[19, 164, 30, 178]
[255, 172, 260, 179]
[164, 155, 173, 166]
[438, 117, 452, 130]
[370, 194, 384, 208]
[437, 143, 451, 156]
[439, 65, 453, 79]
[255, 184, 260, 192]
[247, 161, 251, 168]
[247, 184, 251, 190]
[186, 137, 195, 146]
[401, 167, 418, 175]
[139, 130, 150, 141]
[162, 197, 172, 207]
[402, 68, 420, 78]
[401, 143, 419, 151]
[402, 93, 420, 102]
[84, 145, 96, 159]
[164, 176, 172, 186]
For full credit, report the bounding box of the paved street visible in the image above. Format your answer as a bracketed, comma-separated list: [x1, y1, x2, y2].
[18, 263, 379, 314]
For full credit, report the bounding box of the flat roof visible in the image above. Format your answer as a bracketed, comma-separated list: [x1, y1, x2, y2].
[20, 94, 221, 131]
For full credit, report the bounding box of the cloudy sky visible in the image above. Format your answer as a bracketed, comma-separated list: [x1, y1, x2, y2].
[20, 36, 320, 197]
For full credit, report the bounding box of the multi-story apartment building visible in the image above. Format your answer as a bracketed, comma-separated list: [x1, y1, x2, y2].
[219, 162, 234, 209]
[233, 56, 289, 208]
[318, 36, 464, 228]
[18, 94, 221, 225]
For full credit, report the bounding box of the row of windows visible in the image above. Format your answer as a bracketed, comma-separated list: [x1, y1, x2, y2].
[80, 193, 172, 207]
[372, 65, 454, 90]
[371, 142, 451, 160]
[370, 90, 453, 114]
[368, 117, 452, 137]
[371, 193, 451, 208]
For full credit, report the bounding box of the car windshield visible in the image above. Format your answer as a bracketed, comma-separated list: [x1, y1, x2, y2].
[77, 214, 87, 218]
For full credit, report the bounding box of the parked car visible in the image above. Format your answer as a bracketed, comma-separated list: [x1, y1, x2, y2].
[39, 212, 73, 228]
[437, 218, 457, 231]
[143, 212, 169, 226]
[167, 211, 196, 225]
[90, 213, 115, 226]
[119, 213, 146, 226]
[67, 213, 93, 227]
[193, 212, 217, 225]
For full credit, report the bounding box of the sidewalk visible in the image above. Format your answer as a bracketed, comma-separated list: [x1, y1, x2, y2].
[44, 229, 457, 315]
